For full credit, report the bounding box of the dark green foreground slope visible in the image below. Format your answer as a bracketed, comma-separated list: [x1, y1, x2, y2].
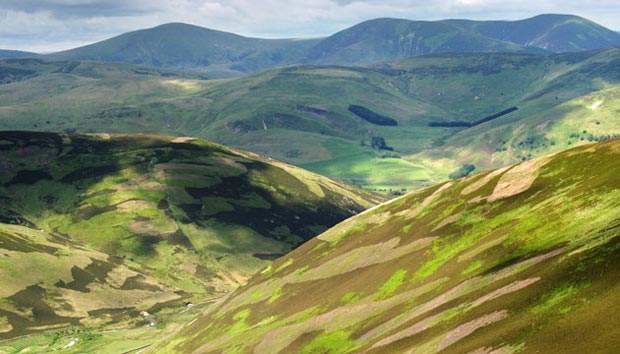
[155, 139, 620, 353]
[0, 131, 380, 339]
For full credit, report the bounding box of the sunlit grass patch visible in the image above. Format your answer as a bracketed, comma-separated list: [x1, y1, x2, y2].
[301, 330, 359, 354]
[530, 282, 589, 314]
[377, 269, 408, 300]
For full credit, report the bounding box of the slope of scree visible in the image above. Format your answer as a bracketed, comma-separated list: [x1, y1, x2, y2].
[0, 131, 381, 339]
[154, 139, 620, 353]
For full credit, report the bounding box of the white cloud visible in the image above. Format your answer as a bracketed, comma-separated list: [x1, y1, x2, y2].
[0, 0, 618, 52]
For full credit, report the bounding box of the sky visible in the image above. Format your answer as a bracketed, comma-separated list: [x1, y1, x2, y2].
[1, 0, 619, 53]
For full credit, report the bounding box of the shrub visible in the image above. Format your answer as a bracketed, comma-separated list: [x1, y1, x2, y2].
[448, 164, 475, 179]
[348, 105, 398, 126]
[379, 152, 400, 159]
[371, 137, 393, 151]
[428, 107, 517, 128]
[428, 121, 471, 128]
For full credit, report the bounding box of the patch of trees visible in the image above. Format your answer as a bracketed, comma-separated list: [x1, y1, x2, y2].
[429, 107, 518, 128]
[371, 188, 409, 197]
[568, 130, 620, 144]
[428, 121, 471, 128]
[349, 105, 398, 126]
[379, 152, 400, 159]
[496, 134, 554, 160]
[500, 130, 620, 161]
[474, 107, 518, 126]
[593, 133, 620, 142]
[370, 136, 393, 151]
[448, 164, 475, 179]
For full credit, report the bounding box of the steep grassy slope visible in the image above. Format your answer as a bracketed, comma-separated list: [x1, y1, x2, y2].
[446, 14, 620, 52]
[47, 23, 319, 77]
[154, 139, 620, 354]
[2, 49, 620, 191]
[0, 131, 380, 339]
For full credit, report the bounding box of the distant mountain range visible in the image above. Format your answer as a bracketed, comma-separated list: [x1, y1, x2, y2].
[34, 14, 620, 76]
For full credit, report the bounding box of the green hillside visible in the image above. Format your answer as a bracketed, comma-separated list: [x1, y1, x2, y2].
[2, 49, 620, 191]
[414, 47, 620, 171]
[302, 18, 524, 66]
[445, 14, 620, 52]
[47, 23, 319, 77]
[154, 139, 620, 353]
[0, 131, 380, 340]
[0, 58, 213, 127]
[40, 15, 620, 74]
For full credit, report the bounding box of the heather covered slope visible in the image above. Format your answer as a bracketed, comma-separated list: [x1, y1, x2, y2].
[0, 132, 380, 339]
[0, 224, 180, 339]
[155, 139, 620, 353]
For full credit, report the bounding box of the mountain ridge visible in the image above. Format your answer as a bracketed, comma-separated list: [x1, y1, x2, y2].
[41, 14, 620, 76]
[444, 14, 620, 52]
[46, 22, 319, 77]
